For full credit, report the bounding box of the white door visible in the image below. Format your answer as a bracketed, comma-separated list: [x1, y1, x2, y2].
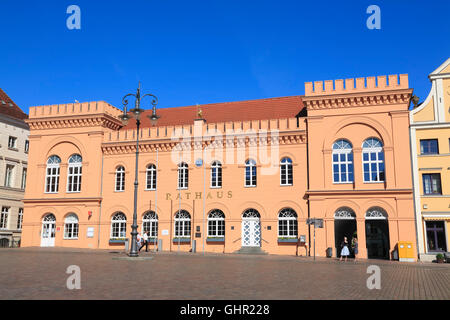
[41, 221, 56, 247]
[242, 218, 261, 247]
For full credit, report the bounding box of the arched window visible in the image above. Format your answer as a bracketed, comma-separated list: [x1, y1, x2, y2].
[332, 140, 354, 183]
[115, 166, 125, 192]
[207, 209, 225, 237]
[242, 208, 261, 219]
[245, 159, 256, 187]
[366, 207, 388, 220]
[362, 138, 385, 182]
[146, 164, 157, 190]
[334, 207, 356, 220]
[280, 157, 293, 186]
[174, 210, 191, 238]
[142, 211, 158, 238]
[178, 162, 189, 189]
[67, 154, 82, 192]
[45, 155, 61, 193]
[210, 161, 222, 188]
[64, 213, 79, 239]
[278, 208, 298, 238]
[111, 212, 127, 239]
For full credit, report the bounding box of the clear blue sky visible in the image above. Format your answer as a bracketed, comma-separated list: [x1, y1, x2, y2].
[1, 0, 449, 113]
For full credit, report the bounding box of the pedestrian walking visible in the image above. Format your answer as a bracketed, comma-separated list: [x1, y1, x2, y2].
[136, 232, 142, 249]
[340, 236, 350, 262]
[351, 237, 359, 262]
[139, 231, 149, 252]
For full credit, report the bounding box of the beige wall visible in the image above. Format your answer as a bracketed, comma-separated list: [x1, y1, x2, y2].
[0, 114, 29, 245]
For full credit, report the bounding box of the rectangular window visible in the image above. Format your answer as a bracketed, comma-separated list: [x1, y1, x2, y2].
[422, 173, 442, 195]
[24, 140, 29, 153]
[8, 136, 17, 149]
[420, 139, 439, 155]
[426, 221, 447, 252]
[0, 207, 9, 229]
[67, 165, 82, 192]
[17, 208, 23, 230]
[4, 165, 14, 187]
[21, 168, 27, 190]
[64, 223, 79, 239]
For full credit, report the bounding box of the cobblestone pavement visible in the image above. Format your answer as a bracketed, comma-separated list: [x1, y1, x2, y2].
[0, 248, 448, 300]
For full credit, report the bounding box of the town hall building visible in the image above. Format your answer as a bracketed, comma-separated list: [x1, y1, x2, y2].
[20, 73, 417, 260]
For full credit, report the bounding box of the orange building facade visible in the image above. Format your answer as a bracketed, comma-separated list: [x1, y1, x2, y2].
[21, 74, 417, 260]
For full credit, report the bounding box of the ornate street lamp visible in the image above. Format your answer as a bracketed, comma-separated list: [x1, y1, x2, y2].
[119, 82, 160, 257]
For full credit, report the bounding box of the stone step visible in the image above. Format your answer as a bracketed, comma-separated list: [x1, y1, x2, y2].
[234, 247, 268, 255]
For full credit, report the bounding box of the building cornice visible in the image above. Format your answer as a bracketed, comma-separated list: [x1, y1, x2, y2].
[303, 89, 413, 110]
[305, 189, 413, 197]
[101, 131, 307, 155]
[23, 197, 102, 204]
[25, 113, 122, 131]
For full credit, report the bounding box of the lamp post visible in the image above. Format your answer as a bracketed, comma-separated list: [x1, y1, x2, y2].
[119, 82, 160, 257]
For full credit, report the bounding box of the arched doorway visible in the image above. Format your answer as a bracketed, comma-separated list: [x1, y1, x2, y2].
[334, 207, 357, 258]
[365, 207, 390, 259]
[41, 214, 56, 247]
[242, 209, 261, 247]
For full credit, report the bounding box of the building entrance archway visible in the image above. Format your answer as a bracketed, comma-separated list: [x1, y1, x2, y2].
[334, 207, 357, 258]
[242, 209, 261, 247]
[41, 214, 56, 247]
[365, 207, 390, 259]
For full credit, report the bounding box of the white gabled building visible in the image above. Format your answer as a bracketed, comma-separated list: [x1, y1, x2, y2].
[0, 88, 29, 247]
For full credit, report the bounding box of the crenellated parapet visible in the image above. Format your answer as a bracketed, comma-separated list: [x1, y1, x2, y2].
[303, 74, 412, 110]
[101, 117, 307, 155]
[26, 101, 123, 130]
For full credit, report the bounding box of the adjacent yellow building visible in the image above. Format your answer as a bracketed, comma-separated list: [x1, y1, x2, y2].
[410, 58, 450, 261]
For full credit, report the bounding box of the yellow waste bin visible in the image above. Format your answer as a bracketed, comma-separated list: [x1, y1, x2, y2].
[398, 241, 415, 262]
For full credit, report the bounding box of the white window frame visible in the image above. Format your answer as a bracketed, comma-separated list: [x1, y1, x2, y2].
[145, 164, 157, 191]
[24, 140, 29, 153]
[0, 207, 9, 229]
[174, 210, 191, 238]
[8, 136, 17, 149]
[332, 140, 354, 183]
[110, 213, 127, 239]
[210, 161, 222, 188]
[280, 157, 293, 186]
[17, 208, 23, 230]
[4, 164, 14, 188]
[245, 159, 257, 187]
[278, 208, 298, 238]
[362, 138, 385, 183]
[207, 210, 225, 237]
[67, 154, 82, 193]
[45, 156, 61, 193]
[64, 214, 79, 239]
[21, 168, 27, 190]
[115, 166, 125, 192]
[142, 211, 158, 238]
[177, 163, 188, 190]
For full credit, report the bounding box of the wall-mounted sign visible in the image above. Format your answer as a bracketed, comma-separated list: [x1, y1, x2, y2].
[299, 235, 306, 243]
[87, 227, 94, 238]
[162, 229, 169, 236]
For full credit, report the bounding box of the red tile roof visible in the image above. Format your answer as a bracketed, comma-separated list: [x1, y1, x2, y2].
[121, 96, 304, 129]
[0, 88, 28, 121]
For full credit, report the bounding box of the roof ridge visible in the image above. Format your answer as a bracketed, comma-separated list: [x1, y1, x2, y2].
[155, 95, 303, 111]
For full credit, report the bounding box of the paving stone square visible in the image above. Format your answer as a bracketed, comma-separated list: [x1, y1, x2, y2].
[0, 248, 448, 300]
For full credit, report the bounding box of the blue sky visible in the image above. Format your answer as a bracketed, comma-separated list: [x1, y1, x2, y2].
[1, 0, 449, 113]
